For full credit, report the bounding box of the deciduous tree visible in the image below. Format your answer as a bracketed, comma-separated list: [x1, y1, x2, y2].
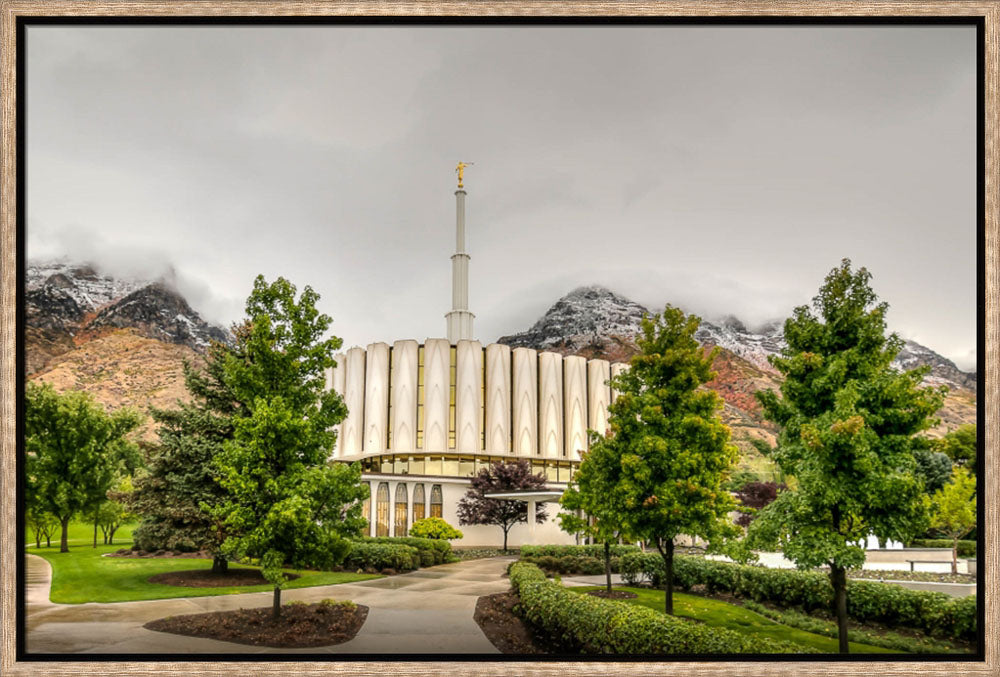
[748, 259, 945, 653]
[457, 460, 548, 552]
[589, 305, 739, 614]
[25, 383, 141, 552]
[209, 275, 368, 620]
[929, 467, 976, 574]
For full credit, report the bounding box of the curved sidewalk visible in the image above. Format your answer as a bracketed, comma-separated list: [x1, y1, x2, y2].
[25, 553, 515, 655]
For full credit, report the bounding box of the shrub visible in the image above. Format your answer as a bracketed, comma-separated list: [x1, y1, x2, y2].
[345, 542, 419, 571]
[520, 544, 639, 559]
[508, 563, 813, 654]
[909, 539, 977, 558]
[359, 536, 454, 564]
[621, 554, 976, 641]
[409, 517, 464, 540]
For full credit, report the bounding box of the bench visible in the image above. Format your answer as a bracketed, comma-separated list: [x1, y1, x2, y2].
[905, 559, 951, 572]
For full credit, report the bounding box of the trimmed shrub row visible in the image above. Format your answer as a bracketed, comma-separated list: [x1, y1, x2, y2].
[508, 562, 814, 655]
[620, 553, 976, 641]
[345, 542, 421, 572]
[520, 544, 640, 559]
[361, 536, 456, 564]
[908, 539, 977, 558]
[521, 554, 621, 576]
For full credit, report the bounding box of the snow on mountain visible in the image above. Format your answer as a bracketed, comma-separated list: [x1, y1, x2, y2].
[26, 260, 148, 314]
[498, 285, 976, 393]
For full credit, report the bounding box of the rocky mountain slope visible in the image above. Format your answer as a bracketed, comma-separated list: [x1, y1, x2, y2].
[26, 261, 229, 376]
[25, 261, 230, 439]
[498, 285, 978, 474]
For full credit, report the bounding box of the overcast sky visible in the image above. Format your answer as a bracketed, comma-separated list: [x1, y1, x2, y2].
[26, 24, 978, 370]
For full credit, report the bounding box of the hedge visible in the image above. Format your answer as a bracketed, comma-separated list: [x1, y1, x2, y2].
[508, 562, 814, 654]
[521, 544, 640, 559]
[620, 553, 976, 641]
[520, 554, 620, 576]
[345, 542, 420, 572]
[360, 536, 455, 564]
[909, 539, 977, 558]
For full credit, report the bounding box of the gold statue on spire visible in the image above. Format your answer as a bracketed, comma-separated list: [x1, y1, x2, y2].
[455, 161, 473, 189]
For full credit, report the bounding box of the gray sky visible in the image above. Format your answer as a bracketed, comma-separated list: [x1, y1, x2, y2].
[26, 25, 978, 370]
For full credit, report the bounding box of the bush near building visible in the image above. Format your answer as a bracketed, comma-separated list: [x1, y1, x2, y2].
[619, 553, 976, 641]
[409, 517, 463, 541]
[508, 562, 813, 655]
[908, 539, 976, 558]
[345, 536, 458, 571]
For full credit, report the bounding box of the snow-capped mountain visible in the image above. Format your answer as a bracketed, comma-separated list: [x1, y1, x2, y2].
[25, 260, 231, 375]
[498, 285, 976, 393]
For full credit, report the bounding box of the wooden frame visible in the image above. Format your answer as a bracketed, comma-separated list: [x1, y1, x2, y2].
[1, 2, 996, 675]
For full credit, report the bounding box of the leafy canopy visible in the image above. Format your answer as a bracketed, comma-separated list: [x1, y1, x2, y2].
[209, 275, 368, 593]
[929, 467, 976, 541]
[749, 259, 946, 571]
[409, 517, 463, 540]
[934, 424, 977, 476]
[25, 382, 141, 550]
[596, 305, 740, 549]
[457, 460, 548, 550]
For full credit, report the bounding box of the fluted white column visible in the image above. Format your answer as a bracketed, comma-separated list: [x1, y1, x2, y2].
[512, 347, 538, 457]
[456, 340, 483, 452]
[564, 355, 588, 459]
[341, 347, 366, 455]
[538, 352, 564, 458]
[485, 343, 511, 453]
[423, 338, 451, 451]
[390, 340, 418, 452]
[330, 355, 347, 458]
[588, 359, 612, 439]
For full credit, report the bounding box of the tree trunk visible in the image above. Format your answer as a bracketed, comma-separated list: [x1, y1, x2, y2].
[604, 541, 613, 593]
[93, 511, 99, 548]
[272, 587, 281, 621]
[502, 526, 509, 553]
[59, 517, 70, 553]
[655, 538, 675, 615]
[108, 524, 118, 545]
[952, 537, 959, 575]
[212, 555, 229, 574]
[829, 563, 850, 654]
[34, 528, 40, 549]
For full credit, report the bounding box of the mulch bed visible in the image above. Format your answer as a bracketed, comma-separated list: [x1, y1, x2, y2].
[144, 602, 369, 648]
[474, 591, 556, 654]
[147, 568, 300, 588]
[586, 589, 638, 600]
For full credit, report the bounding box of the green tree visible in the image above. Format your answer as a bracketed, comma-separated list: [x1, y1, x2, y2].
[748, 259, 946, 653]
[934, 424, 977, 476]
[912, 448, 953, 494]
[25, 383, 141, 552]
[928, 467, 976, 575]
[126, 341, 246, 572]
[100, 475, 138, 546]
[209, 275, 368, 620]
[409, 517, 463, 540]
[592, 305, 739, 614]
[559, 434, 632, 593]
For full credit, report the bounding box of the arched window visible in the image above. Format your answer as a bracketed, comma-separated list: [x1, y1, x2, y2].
[412, 484, 426, 522]
[430, 484, 443, 519]
[375, 482, 390, 537]
[394, 484, 408, 537]
[361, 482, 371, 530]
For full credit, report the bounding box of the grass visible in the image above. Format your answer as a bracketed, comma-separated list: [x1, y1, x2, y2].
[25, 519, 138, 549]
[27, 522, 381, 604]
[569, 586, 900, 654]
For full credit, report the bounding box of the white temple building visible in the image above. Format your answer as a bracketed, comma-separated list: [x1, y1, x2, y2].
[326, 168, 625, 546]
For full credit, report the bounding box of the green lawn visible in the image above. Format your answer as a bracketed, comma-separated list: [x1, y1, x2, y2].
[25, 519, 138, 549]
[569, 586, 900, 654]
[27, 524, 381, 604]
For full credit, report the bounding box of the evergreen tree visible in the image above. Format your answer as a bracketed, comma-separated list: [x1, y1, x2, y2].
[209, 275, 368, 620]
[25, 383, 141, 552]
[748, 259, 946, 653]
[594, 305, 739, 614]
[126, 341, 244, 572]
[457, 460, 548, 552]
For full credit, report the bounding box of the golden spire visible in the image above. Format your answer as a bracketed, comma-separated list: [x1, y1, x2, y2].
[455, 161, 473, 189]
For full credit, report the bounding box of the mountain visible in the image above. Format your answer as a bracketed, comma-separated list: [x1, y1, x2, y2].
[25, 260, 231, 439]
[497, 285, 978, 473]
[498, 285, 976, 392]
[25, 261, 230, 376]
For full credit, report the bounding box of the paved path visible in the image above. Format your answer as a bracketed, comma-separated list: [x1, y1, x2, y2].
[25, 553, 516, 655]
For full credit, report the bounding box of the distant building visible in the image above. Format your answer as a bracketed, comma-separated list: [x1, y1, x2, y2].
[327, 176, 625, 546]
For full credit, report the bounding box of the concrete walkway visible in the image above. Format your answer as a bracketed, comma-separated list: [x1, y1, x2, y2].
[25, 553, 516, 655]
